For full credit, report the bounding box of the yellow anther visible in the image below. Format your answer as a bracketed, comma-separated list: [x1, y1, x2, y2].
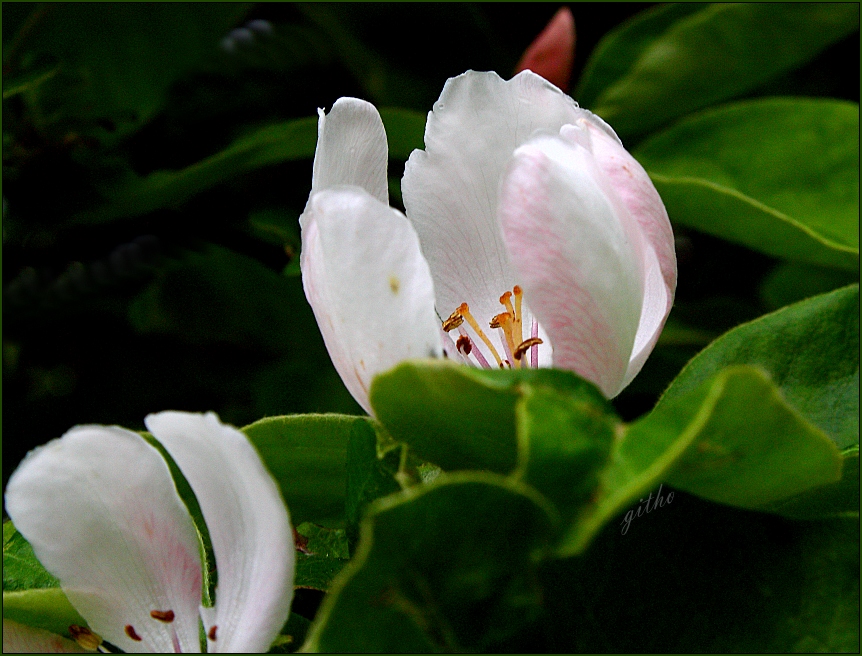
[490, 311, 520, 368]
[458, 303, 504, 367]
[489, 311, 512, 330]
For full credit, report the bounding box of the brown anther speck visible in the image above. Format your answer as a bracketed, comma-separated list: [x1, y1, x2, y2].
[125, 624, 143, 641]
[456, 335, 472, 355]
[150, 609, 175, 623]
[208, 625, 218, 641]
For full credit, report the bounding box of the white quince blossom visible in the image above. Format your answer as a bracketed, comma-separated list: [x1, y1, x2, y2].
[4, 412, 295, 654]
[300, 70, 676, 412]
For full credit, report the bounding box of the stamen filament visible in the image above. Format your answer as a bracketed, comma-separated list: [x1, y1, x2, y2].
[490, 312, 519, 369]
[459, 303, 504, 367]
[513, 285, 524, 348]
[458, 328, 491, 368]
[530, 317, 539, 368]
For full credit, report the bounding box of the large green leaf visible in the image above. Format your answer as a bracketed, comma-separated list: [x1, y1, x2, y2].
[18, 4, 251, 139]
[512, 385, 616, 517]
[242, 414, 364, 528]
[561, 366, 843, 555]
[635, 98, 859, 270]
[369, 362, 609, 475]
[661, 284, 860, 449]
[763, 446, 859, 520]
[301, 473, 556, 652]
[585, 3, 859, 138]
[575, 3, 705, 108]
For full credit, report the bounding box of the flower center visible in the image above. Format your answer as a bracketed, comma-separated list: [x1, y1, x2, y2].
[442, 285, 543, 369]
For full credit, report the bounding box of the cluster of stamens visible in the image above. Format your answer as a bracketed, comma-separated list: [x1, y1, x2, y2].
[442, 285, 542, 369]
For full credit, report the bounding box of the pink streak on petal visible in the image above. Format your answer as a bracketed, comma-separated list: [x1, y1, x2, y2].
[570, 120, 676, 386]
[500, 143, 634, 397]
[515, 7, 576, 92]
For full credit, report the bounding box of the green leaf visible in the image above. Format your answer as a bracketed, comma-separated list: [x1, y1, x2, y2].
[302, 473, 557, 652]
[369, 361, 607, 474]
[635, 98, 859, 270]
[561, 366, 843, 555]
[643, 367, 842, 507]
[129, 245, 316, 355]
[369, 362, 519, 474]
[760, 261, 860, 311]
[3, 521, 59, 592]
[586, 3, 859, 138]
[70, 109, 423, 225]
[73, 117, 318, 225]
[662, 284, 860, 449]
[293, 523, 349, 592]
[762, 446, 859, 520]
[512, 385, 616, 518]
[2, 589, 88, 640]
[344, 416, 401, 543]
[576, 3, 705, 108]
[380, 107, 426, 160]
[536, 498, 859, 652]
[243, 414, 363, 528]
[20, 4, 251, 139]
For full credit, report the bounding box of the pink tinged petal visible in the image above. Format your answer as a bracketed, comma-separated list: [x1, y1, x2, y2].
[2, 620, 93, 653]
[4, 427, 204, 654]
[402, 70, 593, 332]
[144, 412, 295, 654]
[515, 7, 576, 92]
[500, 133, 645, 398]
[310, 97, 389, 204]
[300, 187, 443, 413]
[564, 120, 677, 386]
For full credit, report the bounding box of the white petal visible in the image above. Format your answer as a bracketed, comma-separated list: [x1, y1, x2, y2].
[2, 620, 92, 653]
[564, 121, 677, 387]
[300, 187, 443, 413]
[5, 427, 204, 653]
[500, 133, 645, 397]
[402, 70, 591, 330]
[310, 97, 389, 204]
[143, 412, 294, 654]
